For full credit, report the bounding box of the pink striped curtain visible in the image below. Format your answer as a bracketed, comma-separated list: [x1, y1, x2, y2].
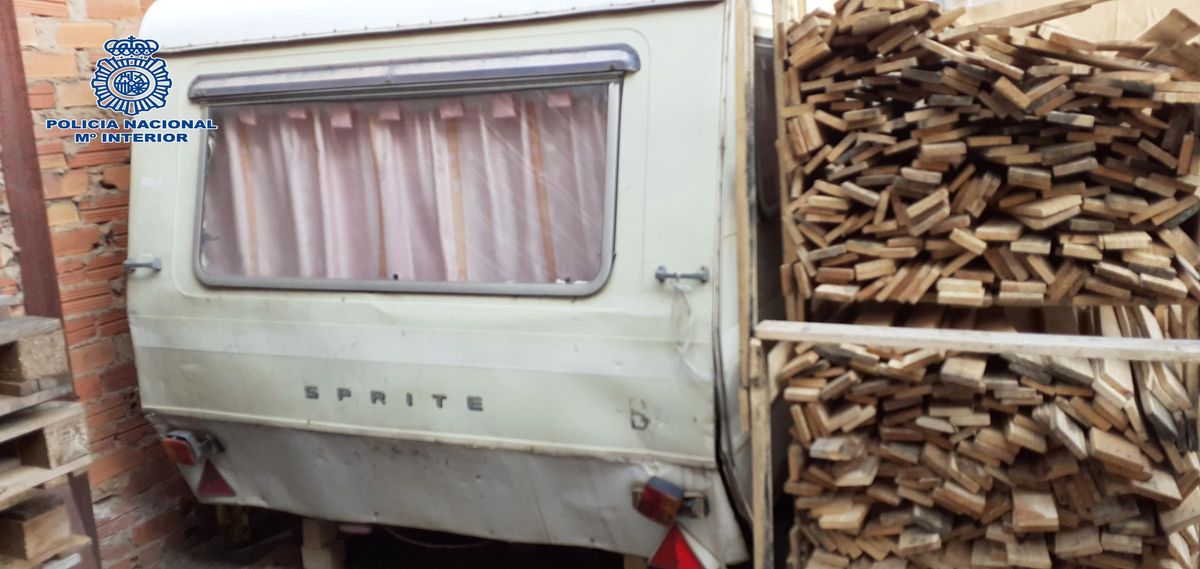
[199, 84, 609, 286]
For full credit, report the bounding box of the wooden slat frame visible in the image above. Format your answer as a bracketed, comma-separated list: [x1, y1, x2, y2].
[751, 2, 803, 568]
[755, 320, 1200, 362]
[749, 318, 1200, 568]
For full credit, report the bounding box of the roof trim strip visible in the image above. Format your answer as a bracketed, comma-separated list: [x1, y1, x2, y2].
[188, 44, 640, 101]
[143, 0, 723, 55]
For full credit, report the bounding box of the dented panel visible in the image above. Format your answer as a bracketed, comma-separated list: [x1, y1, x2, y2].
[162, 417, 747, 562]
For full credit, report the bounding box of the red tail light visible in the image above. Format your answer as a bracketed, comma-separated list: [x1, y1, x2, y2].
[162, 430, 218, 466]
[636, 477, 685, 526]
[649, 526, 704, 569]
[198, 460, 236, 497]
[162, 437, 197, 465]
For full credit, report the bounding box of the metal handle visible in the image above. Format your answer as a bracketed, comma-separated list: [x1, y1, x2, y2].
[123, 258, 162, 272]
[655, 265, 709, 284]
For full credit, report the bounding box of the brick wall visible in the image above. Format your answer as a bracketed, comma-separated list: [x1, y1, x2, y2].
[12, 0, 197, 567]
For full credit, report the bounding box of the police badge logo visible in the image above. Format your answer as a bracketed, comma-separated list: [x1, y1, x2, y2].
[92, 36, 172, 116]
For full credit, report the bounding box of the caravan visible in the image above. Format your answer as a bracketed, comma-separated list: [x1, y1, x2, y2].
[127, 0, 777, 565]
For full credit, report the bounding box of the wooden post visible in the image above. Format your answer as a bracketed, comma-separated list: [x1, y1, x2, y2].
[773, 0, 804, 323]
[0, 5, 101, 569]
[749, 338, 774, 569]
[734, 0, 755, 387]
[0, 0, 61, 318]
[301, 518, 345, 569]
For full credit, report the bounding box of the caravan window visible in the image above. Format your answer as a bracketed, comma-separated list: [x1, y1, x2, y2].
[195, 82, 618, 295]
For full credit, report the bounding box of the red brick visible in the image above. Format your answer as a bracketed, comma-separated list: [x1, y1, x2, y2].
[62, 292, 112, 314]
[16, 18, 37, 46]
[86, 0, 142, 18]
[91, 439, 117, 457]
[0, 278, 19, 297]
[115, 421, 155, 446]
[40, 173, 62, 200]
[82, 193, 130, 209]
[86, 263, 124, 283]
[74, 373, 102, 400]
[131, 510, 179, 547]
[87, 404, 130, 430]
[87, 253, 123, 271]
[86, 392, 131, 415]
[38, 152, 66, 170]
[22, 51, 76, 78]
[97, 509, 139, 541]
[57, 258, 85, 273]
[79, 194, 129, 224]
[95, 490, 147, 524]
[47, 200, 79, 227]
[56, 22, 115, 49]
[100, 363, 137, 392]
[61, 282, 112, 316]
[76, 138, 131, 155]
[100, 538, 133, 564]
[44, 170, 89, 200]
[121, 460, 173, 498]
[63, 293, 112, 315]
[58, 268, 88, 289]
[159, 476, 193, 502]
[133, 540, 166, 565]
[37, 142, 63, 156]
[86, 254, 127, 283]
[87, 253, 124, 270]
[97, 310, 129, 336]
[70, 338, 115, 373]
[90, 445, 140, 485]
[66, 148, 129, 169]
[56, 81, 96, 108]
[27, 83, 54, 110]
[90, 424, 118, 447]
[14, 0, 67, 17]
[101, 165, 130, 190]
[64, 314, 97, 347]
[51, 226, 100, 256]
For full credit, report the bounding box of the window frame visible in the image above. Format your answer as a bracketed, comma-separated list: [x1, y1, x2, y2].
[190, 49, 630, 297]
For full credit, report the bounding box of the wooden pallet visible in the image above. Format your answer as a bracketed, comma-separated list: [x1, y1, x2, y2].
[0, 402, 89, 512]
[0, 317, 69, 406]
[0, 319, 89, 565]
[0, 534, 89, 569]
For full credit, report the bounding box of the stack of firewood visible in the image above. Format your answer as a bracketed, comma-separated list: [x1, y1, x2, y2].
[771, 1, 1200, 565]
[776, 0, 1200, 313]
[773, 303, 1200, 568]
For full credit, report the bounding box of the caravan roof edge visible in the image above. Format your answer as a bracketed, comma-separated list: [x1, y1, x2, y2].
[140, 0, 726, 55]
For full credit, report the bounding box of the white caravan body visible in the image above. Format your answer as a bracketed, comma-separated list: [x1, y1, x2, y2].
[129, 0, 759, 564]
